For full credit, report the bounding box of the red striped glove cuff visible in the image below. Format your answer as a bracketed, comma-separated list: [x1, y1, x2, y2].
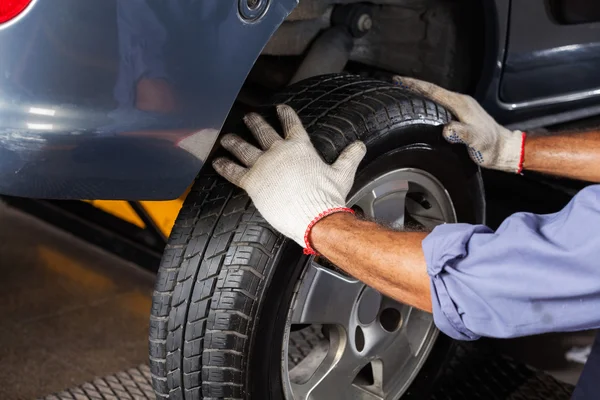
[303, 207, 355, 256]
[517, 132, 527, 174]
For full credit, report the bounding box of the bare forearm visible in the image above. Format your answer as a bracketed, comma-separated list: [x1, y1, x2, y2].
[309, 212, 432, 312]
[524, 130, 600, 182]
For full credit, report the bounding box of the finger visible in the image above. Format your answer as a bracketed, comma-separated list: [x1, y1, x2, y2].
[244, 113, 283, 150]
[276, 104, 309, 141]
[392, 76, 467, 117]
[212, 157, 247, 187]
[333, 141, 367, 183]
[442, 122, 475, 145]
[467, 147, 486, 166]
[220, 133, 263, 167]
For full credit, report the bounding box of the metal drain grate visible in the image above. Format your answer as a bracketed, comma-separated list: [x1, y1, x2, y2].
[40, 365, 154, 400]
[40, 344, 575, 400]
[430, 343, 575, 400]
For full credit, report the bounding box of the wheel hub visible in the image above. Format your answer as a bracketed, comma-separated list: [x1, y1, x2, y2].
[282, 168, 456, 400]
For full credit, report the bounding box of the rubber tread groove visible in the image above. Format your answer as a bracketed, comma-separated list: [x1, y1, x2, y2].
[150, 74, 454, 399]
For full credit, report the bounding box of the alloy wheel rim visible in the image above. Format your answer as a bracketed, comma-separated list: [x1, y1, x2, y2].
[281, 168, 456, 400]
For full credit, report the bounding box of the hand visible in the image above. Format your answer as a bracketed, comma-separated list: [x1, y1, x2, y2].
[212, 105, 366, 252]
[393, 76, 526, 173]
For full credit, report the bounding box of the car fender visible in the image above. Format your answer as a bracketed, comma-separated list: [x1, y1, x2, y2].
[0, 0, 297, 199]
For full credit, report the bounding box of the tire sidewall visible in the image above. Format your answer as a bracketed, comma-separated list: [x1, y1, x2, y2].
[250, 124, 484, 399]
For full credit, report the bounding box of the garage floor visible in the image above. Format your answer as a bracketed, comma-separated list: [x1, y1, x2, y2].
[0, 203, 154, 400]
[0, 202, 593, 399]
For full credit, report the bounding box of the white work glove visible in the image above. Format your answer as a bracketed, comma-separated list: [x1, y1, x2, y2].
[393, 76, 526, 173]
[212, 105, 366, 253]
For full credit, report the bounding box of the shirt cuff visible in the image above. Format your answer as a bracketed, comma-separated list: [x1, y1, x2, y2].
[423, 223, 492, 341]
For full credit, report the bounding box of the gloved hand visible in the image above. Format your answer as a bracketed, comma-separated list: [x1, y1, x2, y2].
[393, 76, 526, 173]
[212, 105, 366, 253]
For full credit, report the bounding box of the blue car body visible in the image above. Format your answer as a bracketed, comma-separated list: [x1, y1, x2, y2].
[0, 0, 296, 199]
[0, 0, 599, 199]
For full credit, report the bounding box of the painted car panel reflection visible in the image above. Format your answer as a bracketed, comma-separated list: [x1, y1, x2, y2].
[0, 0, 296, 199]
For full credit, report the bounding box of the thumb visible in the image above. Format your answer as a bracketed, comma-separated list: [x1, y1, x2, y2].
[393, 76, 460, 110]
[393, 76, 476, 121]
[333, 141, 367, 183]
[442, 122, 476, 146]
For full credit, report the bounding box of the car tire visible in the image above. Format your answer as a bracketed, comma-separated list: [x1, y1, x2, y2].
[149, 74, 485, 400]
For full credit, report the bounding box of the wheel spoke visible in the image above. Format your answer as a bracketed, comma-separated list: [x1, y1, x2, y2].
[359, 298, 409, 356]
[290, 325, 359, 399]
[349, 359, 385, 399]
[291, 262, 363, 326]
[403, 308, 436, 356]
[353, 180, 409, 228]
[378, 311, 437, 396]
[292, 330, 382, 400]
[405, 196, 447, 229]
[352, 191, 377, 218]
[359, 320, 395, 357]
[288, 338, 330, 385]
[377, 331, 413, 395]
[307, 370, 381, 400]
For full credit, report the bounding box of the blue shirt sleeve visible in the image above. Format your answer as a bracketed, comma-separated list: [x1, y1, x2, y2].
[422, 184, 600, 341]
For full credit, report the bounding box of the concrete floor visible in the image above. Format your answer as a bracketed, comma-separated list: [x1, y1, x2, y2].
[0, 201, 594, 399]
[0, 203, 154, 400]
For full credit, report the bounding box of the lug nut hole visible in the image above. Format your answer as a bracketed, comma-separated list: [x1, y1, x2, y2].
[380, 308, 402, 332]
[355, 326, 365, 352]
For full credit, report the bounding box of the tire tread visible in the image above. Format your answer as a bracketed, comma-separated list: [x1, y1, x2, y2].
[150, 74, 453, 399]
